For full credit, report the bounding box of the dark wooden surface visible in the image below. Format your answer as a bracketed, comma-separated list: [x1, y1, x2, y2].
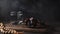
[5, 23, 48, 32]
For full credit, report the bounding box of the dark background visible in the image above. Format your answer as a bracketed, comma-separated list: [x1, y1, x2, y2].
[0, 0, 60, 34]
[0, 0, 60, 24]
